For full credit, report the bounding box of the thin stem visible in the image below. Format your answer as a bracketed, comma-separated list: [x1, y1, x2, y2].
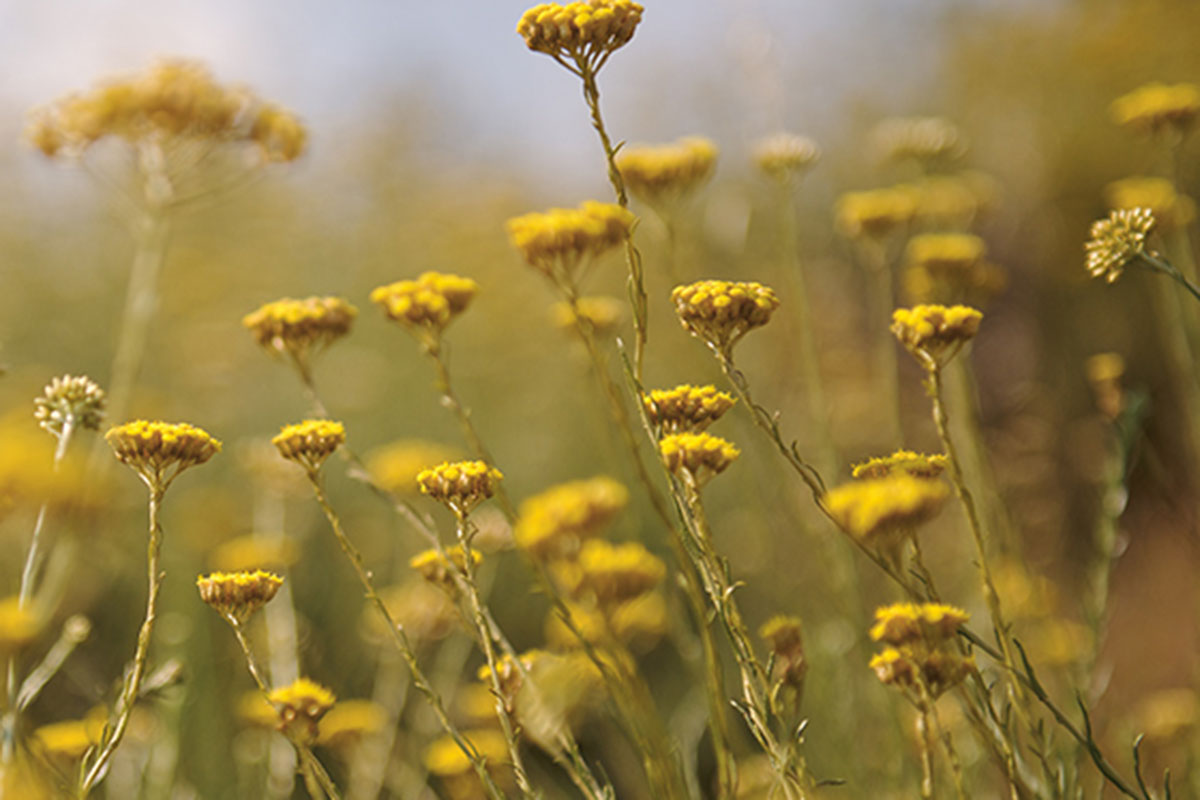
[20, 418, 76, 609]
[929, 699, 967, 799]
[916, 706, 935, 800]
[1141, 251, 1200, 306]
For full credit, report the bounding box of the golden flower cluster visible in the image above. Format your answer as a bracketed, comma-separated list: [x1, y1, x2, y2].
[835, 187, 917, 239]
[753, 133, 821, 180]
[517, 0, 644, 66]
[616, 137, 718, 206]
[242, 296, 357, 364]
[901, 233, 1006, 305]
[671, 279, 780, 354]
[417, 461, 504, 517]
[890, 304, 983, 368]
[32, 708, 107, 761]
[425, 727, 512, 793]
[272, 419, 346, 473]
[106, 420, 221, 489]
[1085, 207, 1156, 284]
[546, 594, 667, 652]
[643, 384, 735, 433]
[268, 677, 336, 744]
[660, 432, 740, 485]
[366, 439, 462, 495]
[210, 535, 300, 572]
[551, 296, 624, 337]
[507, 201, 634, 281]
[370, 272, 479, 342]
[0, 597, 39, 653]
[196, 570, 284, 623]
[869, 603, 973, 697]
[906, 233, 986, 273]
[823, 475, 948, 551]
[851, 450, 948, 481]
[316, 699, 387, 749]
[759, 615, 807, 720]
[409, 546, 483, 593]
[1104, 176, 1195, 233]
[34, 374, 106, 438]
[574, 539, 665, 603]
[27, 59, 306, 163]
[1111, 82, 1200, 134]
[515, 476, 628, 559]
[873, 116, 965, 164]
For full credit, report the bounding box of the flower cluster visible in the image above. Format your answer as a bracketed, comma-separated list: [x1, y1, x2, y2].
[366, 439, 462, 495]
[1085, 207, 1156, 284]
[835, 187, 917, 239]
[753, 133, 821, 180]
[210, 535, 300, 572]
[417, 461, 503, 517]
[272, 419, 346, 474]
[106, 420, 221, 490]
[670, 279, 780, 354]
[242, 296, 357, 364]
[643, 384, 735, 433]
[507, 201, 634, 281]
[573, 539, 666, 603]
[370, 272, 479, 342]
[196, 570, 284, 623]
[409, 546, 483, 593]
[616, 137, 718, 206]
[872, 116, 964, 165]
[517, 1, 644, 67]
[268, 677, 336, 744]
[515, 476, 628, 559]
[659, 432, 740, 485]
[890, 304, 983, 368]
[1110, 82, 1200, 134]
[1104, 177, 1195, 233]
[869, 603, 973, 698]
[551, 296, 624, 337]
[0, 597, 39, 653]
[823, 475, 948, 551]
[760, 616, 807, 719]
[851, 450, 948, 481]
[906, 233, 986, 273]
[34, 374, 106, 438]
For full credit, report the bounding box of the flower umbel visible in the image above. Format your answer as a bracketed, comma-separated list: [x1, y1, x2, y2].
[836, 187, 917, 239]
[417, 460, 503, 518]
[890, 304, 983, 369]
[197, 570, 284, 624]
[370, 272, 479, 344]
[1111, 82, 1200, 135]
[410, 546, 483, 593]
[514, 476, 629, 559]
[517, 1, 644, 71]
[660, 432, 740, 485]
[671, 279, 780, 355]
[507, 201, 634, 283]
[851, 450, 948, 481]
[868, 603, 973, 698]
[1085, 207, 1157, 284]
[34, 375, 106, 438]
[268, 677, 336, 745]
[616, 136, 718, 206]
[242, 296, 357, 366]
[272, 419, 345, 474]
[643, 384, 736, 434]
[105, 420, 221, 491]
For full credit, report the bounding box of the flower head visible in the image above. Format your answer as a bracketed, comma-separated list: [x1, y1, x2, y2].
[417, 461, 503, 517]
[873, 116, 965, 165]
[272, 419, 345, 474]
[870, 603, 969, 645]
[660, 432, 740, 485]
[1105, 177, 1195, 233]
[1111, 82, 1200, 135]
[909, 173, 993, 229]
[268, 677, 336, 744]
[425, 728, 511, 779]
[0, 597, 39, 653]
[890, 304, 983, 369]
[34, 375, 105, 438]
[409, 546, 483, 593]
[197, 570, 284, 623]
[576, 539, 665, 604]
[616, 137, 718, 206]
[507, 201, 634, 283]
[515, 477, 628, 559]
[1085, 207, 1156, 284]
[835, 187, 917, 239]
[869, 646, 973, 698]
[552, 295, 624, 337]
[106, 420, 221, 491]
[210, 535, 300, 572]
[753, 133, 821, 181]
[851, 450, 948, 480]
[315, 700, 387, 748]
[370, 272, 479, 344]
[759, 615, 807, 718]
[906, 233, 986, 273]
[517, 1, 644, 69]
[671, 279, 780, 354]
[242, 296, 357, 366]
[823, 475, 948, 548]
[365, 439, 463, 495]
[32, 710, 107, 761]
[869, 603, 973, 697]
[643, 384, 735, 434]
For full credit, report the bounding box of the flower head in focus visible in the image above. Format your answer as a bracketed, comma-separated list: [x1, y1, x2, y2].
[671, 279, 780, 356]
[869, 603, 973, 698]
[370, 272, 479, 347]
[34, 375, 106, 439]
[517, 0, 644, 73]
[1085, 208, 1157, 284]
[891, 304, 983, 370]
[417, 461, 504, 518]
[197, 570, 284, 624]
[851, 450, 948, 481]
[272, 419, 345, 475]
[268, 677, 336, 744]
[643, 384, 735, 434]
[242, 296, 357, 370]
[106, 420, 221, 492]
[660, 432, 740, 486]
[507, 201, 634, 286]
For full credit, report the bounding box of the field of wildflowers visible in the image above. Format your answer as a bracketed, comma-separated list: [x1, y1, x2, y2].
[2, 1, 1200, 798]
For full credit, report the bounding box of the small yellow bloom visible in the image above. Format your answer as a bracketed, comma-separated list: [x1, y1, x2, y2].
[1085, 207, 1156, 284]
[823, 475, 948, 547]
[514, 477, 628, 559]
[365, 439, 462, 495]
[268, 677, 336, 744]
[1105, 176, 1195, 232]
[643, 384, 735, 434]
[873, 116, 964, 165]
[242, 296, 357, 364]
[417, 460, 503, 517]
[659, 431, 740, 484]
[507, 201, 634, 282]
[106, 420, 221, 490]
[576, 539, 665, 603]
[551, 295, 624, 337]
[759, 615, 807, 719]
[869, 646, 973, 698]
[315, 699, 386, 748]
[671, 279, 780, 354]
[890, 304, 983, 368]
[210, 534, 300, 572]
[196, 570, 284, 623]
[517, 0, 644, 66]
[370, 272, 479, 342]
[1135, 688, 1199, 743]
[616, 136, 718, 206]
[906, 233, 986, 273]
[0, 597, 39, 652]
[851, 450, 948, 480]
[409, 546, 483, 591]
[32, 709, 107, 761]
[1111, 82, 1200, 134]
[869, 603, 969, 645]
[753, 133, 820, 180]
[34, 375, 105, 437]
[250, 104, 308, 163]
[425, 728, 511, 777]
[607, 591, 669, 650]
[271, 419, 345, 473]
[835, 187, 917, 239]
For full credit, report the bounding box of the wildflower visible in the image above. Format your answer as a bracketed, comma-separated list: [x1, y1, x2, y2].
[507, 201, 634, 282]
[32, 709, 107, 761]
[517, 1, 644, 68]
[873, 116, 965, 165]
[643, 384, 735, 433]
[616, 137, 718, 206]
[315, 700, 387, 748]
[851, 450, 948, 480]
[105, 420, 221, 491]
[607, 591, 668, 650]
[671, 279, 780, 355]
[906, 233, 986, 273]
[210, 534, 300, 572]
[271, 419, 345, 474]
[823, 475, 948, 549]
[660, 432, 740, 485]
[196, 570, 284, 623]
[515, 476, 628, 559]
[835, 187, 917, 239]
[1085, 207, 1156, 284]
[869, 603, 969, 645]
[425, 728, 512, 793]
[1105, 176, 1195, 232]
[370, 272, 479, 344]
[365, 439, 462, 495]
[1111, 82, 1200, 135]
[242, 296, 357, 366]
[760, 615, 807, 720]
[409, 546, 483, 592]
[268, 677, 336, 744]
[869, 647, 973, 698]
[0, 597, 39, 652]
[34, 375, 105, 438]
[417, 460, 503, 517]
[890, 304, 983, 369]
[250, 104, 308, 163]
[753, 133, 821, 180]
[545, 602, 609, 649]
[577, 539, 666, 603]
[551, 296, 624, 336]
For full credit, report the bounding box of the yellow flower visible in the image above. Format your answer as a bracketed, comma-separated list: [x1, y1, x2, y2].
[514, 476, 628, 559]
[906, 233, 986, 273]
[370, 272, 479, 343]
[196, 570, 284, 623]
[106, 420, 221, 490]
[250, 103, 308, 163]
[753, 133, 820, 180]
[823, 475, 948, 547]
[851, 450, 948, 480]
[873, 116, 964, 164]
[835, 187, 917, 239]
[517, 0, 644, 67]
[890, 304, 983, 368]
[425, 728, 511, 777]
[1111, 82, 1200, 134]
[315, 700, 386, 748]
[869, 603, 969, 645]
[869, 646, 973, 698]
[576, 539, 665, 603]
[271, 419, 345, 473]
[417, 460, 503, 517]
[643, 384, 735, 434]
[507, 201, 634, 282]
[0, 597, 39, 653]
[209, 534, 300, 572]
[671, 279, 780, 354]
[409, 546, 483, 591]
[242, 296, 357, 365]
[616, 137, 718, 206]
[659, 432, 740, 484]
[545, 601, 609, 649]
[365, 439, 462, 495]
[34, 374, 105, 437]
[607, 591, 669, 650]
[32, 708, 107, 761]
[551, 296, 624, 337]
[759, 615, 807, 719]
[1085, 207, 1156, 284]
[268, 677, 336, 744]
[1105, 176, 1196, 232]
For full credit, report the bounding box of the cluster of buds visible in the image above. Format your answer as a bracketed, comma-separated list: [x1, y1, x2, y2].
[643, 384, 735, 434]
[823, 475, 948, 556]
[659, 431, 740, 486]
[507, 201, 634, 283]
[835, 187, 917, 240]
[416, 461, 503, 518]
[1104, 177, 1195, 233]
[851, 450, 948, 481]
[514, 476, 628, 559]
[517, 0, 644, 70]
[872, 116, 965, 166]
[272, 419, 346, 474]
[409, 546, 482, 594]
[868, 603, 973, 698]
[106, 420, 221, 491]
[1085, 208, 1157, 284]
[890, 304, 983, 370]
[268, 677, 336, 745]
[670, 279, 780, 355]
[759, 615, 808, 722]
[196, 570, 283, 624]
[753, 133, 821, 181]
[34, 374, 106, 439]
[370, 272, 479, 345]
[1110, 82, 1200, 135]
[616, 137, 718, 207]
[242, 296, 357, 366]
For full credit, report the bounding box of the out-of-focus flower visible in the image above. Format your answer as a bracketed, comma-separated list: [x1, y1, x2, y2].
[643, 384, 735, 434]
[242, 296, 357, 367]
[315, 699, 387, 749]
[671, 279, 780, 355]
[873, 116, 965, 165]
[836, 187, 917, 239]
[551, 296, 624, 337]
[515, 477, 628, 559]
[616, 136, 718, 206]
[209, 534, 300, 572]
[1085, 208, 1156, 284]
[1105, 176, 1195, 232]
[1111, 82, 1200, 135]
[365, 440, 462, 495]
[824, 476, 948, 551]
[34, 375, 105, 438]
[32, 708, 107, 761]
[760, 615, 807, 720]
[0, 597, 39, 653]
[507, 201, 634, 283]
[753, 133, 820, 181]
[410, 546, 482, 594]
